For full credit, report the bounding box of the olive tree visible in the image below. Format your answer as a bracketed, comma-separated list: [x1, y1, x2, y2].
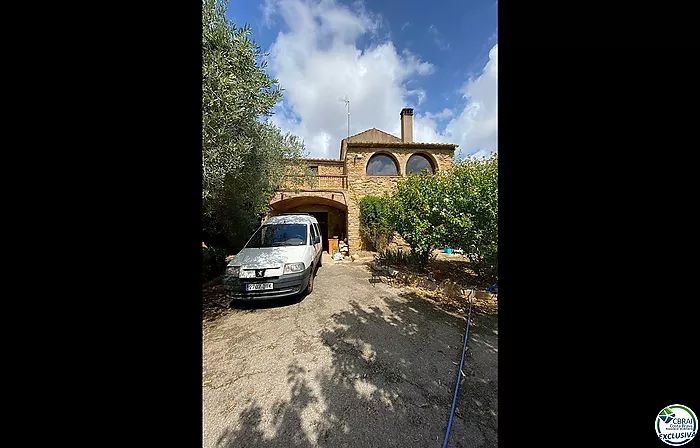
[202, 0, 308, 249]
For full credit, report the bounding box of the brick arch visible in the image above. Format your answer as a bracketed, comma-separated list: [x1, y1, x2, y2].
[268, 193, 348, 251]
[269, 192, 348, 212]
[365, 151, 401, 176]
[405, 152, 438, 174]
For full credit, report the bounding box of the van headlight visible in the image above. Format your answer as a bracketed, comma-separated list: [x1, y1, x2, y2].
[226, 266, 240, 276]
[283, 262, 305, 274]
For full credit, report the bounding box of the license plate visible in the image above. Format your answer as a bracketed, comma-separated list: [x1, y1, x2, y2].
[246, 283, 273, 291]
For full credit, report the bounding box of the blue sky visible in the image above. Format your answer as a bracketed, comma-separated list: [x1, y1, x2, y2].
[226, 0, 498, 159]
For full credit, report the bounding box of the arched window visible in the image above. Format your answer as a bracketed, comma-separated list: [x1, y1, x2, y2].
[366, 153, 399, 176]
[406, 153, 434, 175]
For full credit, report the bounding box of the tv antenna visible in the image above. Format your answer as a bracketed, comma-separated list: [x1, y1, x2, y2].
[339, 95, 350, 139]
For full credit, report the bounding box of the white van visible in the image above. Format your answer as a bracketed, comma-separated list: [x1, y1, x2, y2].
[223, 214, 323, 300]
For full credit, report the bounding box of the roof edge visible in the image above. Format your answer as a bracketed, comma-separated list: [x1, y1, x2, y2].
[346, 142, 458, 149]
[283, 157, 344, 163]
[302, 157, 344, 163]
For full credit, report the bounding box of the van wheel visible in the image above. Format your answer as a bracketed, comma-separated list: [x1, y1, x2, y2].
[306, 268, 314, 294]
[318, 254, 323, 268]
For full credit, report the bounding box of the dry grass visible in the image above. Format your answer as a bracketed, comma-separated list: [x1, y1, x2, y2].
[366, 250, 497, 316]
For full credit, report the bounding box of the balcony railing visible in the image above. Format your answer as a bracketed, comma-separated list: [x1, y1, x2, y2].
[282, 175, 348, 190]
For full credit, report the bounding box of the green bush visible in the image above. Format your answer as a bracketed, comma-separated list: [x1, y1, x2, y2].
[378, 248, 429, 268]
[202, 246, 228, 284]
[385, 153, 498, 280]
[359, 193, 393, 251]
[444, 154, 498, 282]
[387, 171, 448, 266]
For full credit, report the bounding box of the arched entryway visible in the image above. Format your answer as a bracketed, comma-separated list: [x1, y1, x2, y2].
[269, 195, 348, 254]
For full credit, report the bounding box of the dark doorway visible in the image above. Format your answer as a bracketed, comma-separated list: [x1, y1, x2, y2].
[308, 212, 329, 252]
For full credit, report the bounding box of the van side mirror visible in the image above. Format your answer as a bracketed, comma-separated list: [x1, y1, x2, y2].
[314, 235, 321, 244]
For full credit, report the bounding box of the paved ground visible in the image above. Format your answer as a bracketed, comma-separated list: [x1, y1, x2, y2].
[203, 258, 498, 448]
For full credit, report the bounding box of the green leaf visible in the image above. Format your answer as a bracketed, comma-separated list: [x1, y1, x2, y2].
[202, 0, 307, 249]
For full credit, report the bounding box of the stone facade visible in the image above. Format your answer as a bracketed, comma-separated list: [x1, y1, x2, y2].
[345, 143, 456, 251]
[314, 162, 344, 176]
[271, 108, 458, 252]
[280, 159, 346, 189]
[305, 159, 345, 176]
[269, 190, 348, 210]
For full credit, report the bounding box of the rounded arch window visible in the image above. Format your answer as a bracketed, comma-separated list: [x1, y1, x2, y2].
[406, 153, 435, 175]
[366, 153, 399, 176]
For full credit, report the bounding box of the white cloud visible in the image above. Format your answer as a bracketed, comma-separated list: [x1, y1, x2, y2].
[264, 0, 497, 160]
[261, 0, 277, 28]
[425, 108, 454, 121]
[411, 114, 447, 144]
[406, 88, 427, 105]
[444, 44, 498, 158]
[384, 44, 497, 157]
[264, 0, 434, 158]
[428, 24, 451, 51]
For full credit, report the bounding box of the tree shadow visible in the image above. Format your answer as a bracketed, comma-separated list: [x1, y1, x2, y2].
[216, 362, 318, 448]
[213, 288, 498, 447]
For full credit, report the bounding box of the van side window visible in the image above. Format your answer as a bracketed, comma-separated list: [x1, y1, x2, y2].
[314, 224, 321, 242]
[309, 223, 317, 245]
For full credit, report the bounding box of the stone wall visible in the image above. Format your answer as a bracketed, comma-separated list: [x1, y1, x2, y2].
[345, 145, 455, 250]
[285, 159, 345, 174]
[387, 232, 411, 252]
[346, 175, 400, 251]
[340, 128, 402, 160]
[315, 163, 343, 176]
[282, 160, 346, 189]
[348, 147, 455, 175]
[269, 191, 348, 209]
[278, 139, 456, 252]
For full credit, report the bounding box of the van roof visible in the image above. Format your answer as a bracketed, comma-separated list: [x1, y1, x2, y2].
[265, 214, 318, 225]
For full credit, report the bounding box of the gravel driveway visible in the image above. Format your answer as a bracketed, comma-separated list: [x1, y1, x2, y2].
[203, 258, 498, 448]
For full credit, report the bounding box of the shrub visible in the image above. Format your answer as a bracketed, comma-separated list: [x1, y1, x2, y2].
[359, 193, 393, 251]
[202, 246, 228, 284]
[378, 248, 429, 268]
[382, 153, 498, 281]
[444, 153, 498, 282]
[387, 172, 448, 266]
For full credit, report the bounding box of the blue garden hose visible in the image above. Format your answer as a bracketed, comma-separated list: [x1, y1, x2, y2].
[441, 289, 474, 448]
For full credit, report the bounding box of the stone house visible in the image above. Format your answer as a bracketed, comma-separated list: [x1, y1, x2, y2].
[267, 108, 458, 253]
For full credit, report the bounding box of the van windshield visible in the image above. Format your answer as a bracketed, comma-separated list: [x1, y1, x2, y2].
[246, 224, 308, 248]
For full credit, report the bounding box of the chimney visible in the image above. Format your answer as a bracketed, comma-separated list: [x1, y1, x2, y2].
[400, 108, 414, 143]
